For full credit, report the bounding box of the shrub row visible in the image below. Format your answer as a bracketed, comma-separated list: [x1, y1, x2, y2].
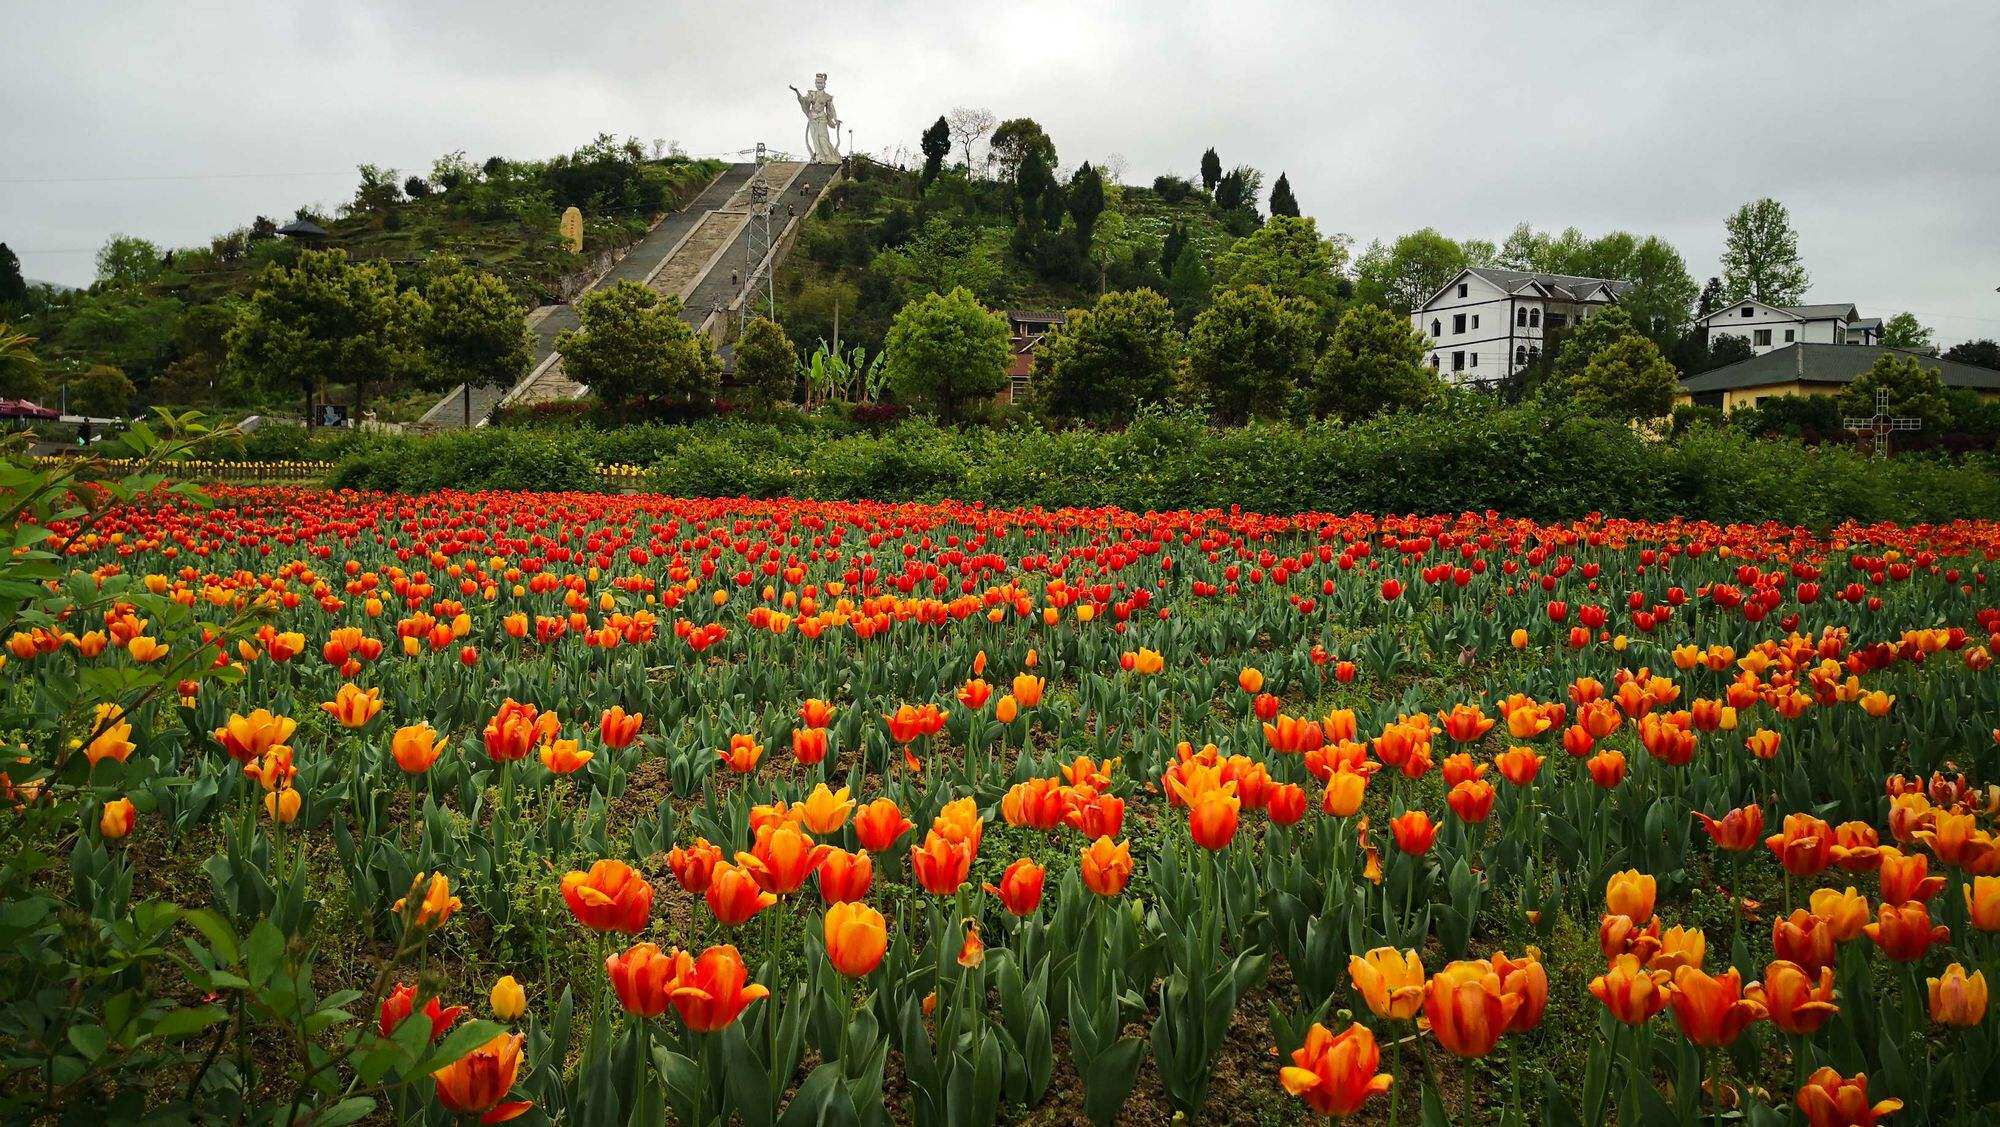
[318, 404, 2000, 527]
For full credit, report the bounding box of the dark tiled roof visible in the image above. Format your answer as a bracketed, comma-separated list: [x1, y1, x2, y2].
[1678, 343, 2000, 393]
[1779, 303, 1859, 321]
[1464, 266, 1629, 302]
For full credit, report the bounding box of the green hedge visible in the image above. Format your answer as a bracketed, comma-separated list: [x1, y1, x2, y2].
[319, 404, 2000, 526]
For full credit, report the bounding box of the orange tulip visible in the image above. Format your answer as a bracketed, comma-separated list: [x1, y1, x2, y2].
[1650, 926, 1707, 976]
[380, 983, 463, 1041]
[1389, 810, 1437, 855]
[1422, 959, 1521, 1057]
[719, 733, 763, 773]
[1001, 777, 1069, 830]
[599, 706, 643, 749]
[798, 698, 836, 729]
[214, 709, 297, 763]
[394, 872, 462, 928]
[1441, 704, 1496, 743]
[1830, 822, 1882, 872]
[99, 797, 136, 840]
[1447, 779, 1495, 823]
[1280, 1022, 1394, 1118]
[1695, 804, 1765, 852]
[431, 1033, 530, 1122]
[606, 941, 689, 1018]
[1494, 746, 1543, 786]
[1605, 869, 1657, 923]
[1766, 813, 1836, 878]
[83, 704, 134, 767]
[1877, 846, 1945, 904]
[1590, 954, 1672, 1025]
[1927, 963, 1987, 1026]
[1080, 835, 1133, 897]
[560, 860, 653, 933]
[668, 945, 768, 1032]
[957, 678, 992, 710]
[1809, 887, 1872, 942]
[1968, 875, 2000, 931]
[909, 830, 972, 895]
[885, 703, 946, 743]
[1795, 1068, 1901, 1127]
[1864, 900, 1949, 962]
[1322, 769, 1369, 817]
[985, 858, 1046, 916]
[1188, 785, 1242, 850]
[1238, 667, 1264, 694]
[539, 738, 592, 775]
[668, 838, 722, 893]
[815, 847, 873, 904]
[320, 682, 382, 729]
[790, 726, 829, 765]
[932, 796, 984, 853]
[956, 920, 986, 967]
[1771, 910, 1841, 975]
[392, 722, 447, 773]
[1751, 960, 1839, 1035]
[1491, 948, 1547, 1032]
[705, 862, 776, 926]
[824, 902, 889, 977]
[798, 783, 854, 834]
[1668, 965, 1766, 1047]
[1349, 947, 1425, 1020]
[853, 798, 914, 852]
[483, 699, 556, 763]
[994, 695, 1019, 724]
[1587, 749, 1627, 788]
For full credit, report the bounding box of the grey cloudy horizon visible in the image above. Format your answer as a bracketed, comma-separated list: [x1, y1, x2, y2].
[5, 0, 1997, 344]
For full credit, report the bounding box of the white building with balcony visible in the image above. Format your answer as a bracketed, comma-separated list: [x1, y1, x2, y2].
[1410, 267, 1628, 384]
[1696, 299, 1874, 354]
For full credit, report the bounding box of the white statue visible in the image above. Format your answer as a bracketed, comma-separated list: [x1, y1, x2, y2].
[789, 73, 842, 163]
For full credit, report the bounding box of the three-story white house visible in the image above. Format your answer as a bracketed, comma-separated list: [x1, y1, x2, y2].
[1410, 267, 1629, 384]
[1696, 299, 1875, 354]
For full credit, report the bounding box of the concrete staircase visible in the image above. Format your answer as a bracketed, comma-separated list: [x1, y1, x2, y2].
[420, 159, 837, 425]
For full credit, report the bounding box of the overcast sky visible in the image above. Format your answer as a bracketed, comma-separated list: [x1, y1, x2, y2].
[5, 0, 1997, 343]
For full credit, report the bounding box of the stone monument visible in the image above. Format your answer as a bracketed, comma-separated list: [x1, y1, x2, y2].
[789, 73, 842, 163]
[559, 207, 583, 253]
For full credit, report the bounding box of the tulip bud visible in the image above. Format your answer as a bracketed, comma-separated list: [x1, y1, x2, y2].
[490, 975, 527, 1021]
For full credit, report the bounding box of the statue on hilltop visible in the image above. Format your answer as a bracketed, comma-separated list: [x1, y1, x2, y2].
[789, 73, 842, 163]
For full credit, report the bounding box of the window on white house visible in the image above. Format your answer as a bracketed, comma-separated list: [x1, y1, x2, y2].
[1742, 307, 1754, 317]
[1471, 314, 1480, 330]
[1516, 308, 1527, 327]
[1468, 352, 1478, 368]
[1515, 345, 1527, 365]
[1452, 314, 1466, 333]
[1452, 351, 1465, 371]
[1550, 313, 1568, 329]
[1431, 320, 1441, 337]
[1784, 329, 1795, 342]
[1429, 355, 1440, 370]
[1529, 309, 1541, 327]
[1458, 283, 1468, 298]
[1754, 329, 1772, 347]
[1528, 345, 1541, 359]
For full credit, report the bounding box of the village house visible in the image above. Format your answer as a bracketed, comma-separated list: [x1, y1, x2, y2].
[1409, 267, 1628, 384]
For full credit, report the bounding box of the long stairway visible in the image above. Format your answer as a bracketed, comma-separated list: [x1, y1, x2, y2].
[420, 159, 836, 425]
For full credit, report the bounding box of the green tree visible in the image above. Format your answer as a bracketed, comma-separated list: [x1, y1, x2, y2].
[1943, 339, 2000, 370]
[0, 323, 48, 402]
[555, 281, 718, 413]
[1014, 145, 1056, 226]
[1618, 237, 1700, 342]
[55, 289, 182, 378]
[1067, 164, 1106, 251]
[1268, 173, 1300, 218]
[877, 218, 1005, 304]
[1557, 335, 1678, 420]
[93, 236, 163, 289]
[990, 119, 1056, 182]
[1213, 215, 1348, 319]
[68, 365, 137, 417]
[920, 117, 952, 189]
[1186, 284, 1316, 423]
[1351, 229, 1469, 313]
[732, 315, 797, 414]
[1214, 166, 1261, 213]
[228, 249, 424, 423]
[1034, 288, 1181, 423]
[1720, 198, 1809, 303]
[882, 286, 1010, 421]
[422, 260, 532, 425]
[1165, 242, 1212, 324]
[1879, 312, 1934, 353]
[1199, 148, 1222, 194]
[1307, 303, 1442, 420]
[1550, 305, 1638, 380]
[1697, 276, 1724, 319]
[0, 244, 25, 307]
[1838, 353, 1953, 433]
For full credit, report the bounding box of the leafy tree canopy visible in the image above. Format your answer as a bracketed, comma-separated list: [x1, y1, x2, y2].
[1307, 302, 1443, 421]
[989, 119, 1056, 182]
[733, 315, 797, 415]
[1213, 215, 1349, 318]
[882, 286, 1010, 420]
[1186, 283, 1317, 423]
[1034, 288, 1181, 424]
[1720, 197, 1809, 304]
[554, 280, 719, 412]
[1943, 339, 2000, 371]
[1879, 312, 1934, 353]
[1838, 353, 1953, 433]
[1351, 229, 1474, 313]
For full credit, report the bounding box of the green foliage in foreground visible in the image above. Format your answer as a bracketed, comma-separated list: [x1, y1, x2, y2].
[323, 403, 2000, 527]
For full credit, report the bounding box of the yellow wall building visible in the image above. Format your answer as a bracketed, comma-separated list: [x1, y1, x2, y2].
[1676, 343, 2000, 412]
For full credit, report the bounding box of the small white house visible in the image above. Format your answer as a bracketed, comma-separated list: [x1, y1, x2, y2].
[1697, 299, 1868, 355]
[1409, 267, 1628, 384]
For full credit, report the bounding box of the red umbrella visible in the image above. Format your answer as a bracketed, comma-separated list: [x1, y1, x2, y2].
[0, 399, 59, 420]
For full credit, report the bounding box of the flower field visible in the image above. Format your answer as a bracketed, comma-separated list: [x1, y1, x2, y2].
[6, 471, 2000, 1124]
